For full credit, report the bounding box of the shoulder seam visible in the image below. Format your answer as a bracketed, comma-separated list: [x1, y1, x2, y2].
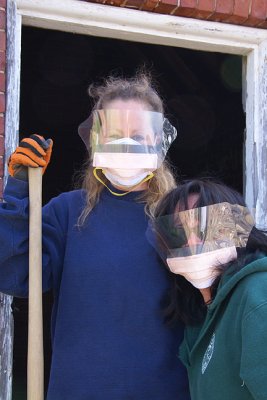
[244, 300, 267, 321]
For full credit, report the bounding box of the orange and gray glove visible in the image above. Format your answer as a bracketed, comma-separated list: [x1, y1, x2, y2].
[8, 134, 53, 180]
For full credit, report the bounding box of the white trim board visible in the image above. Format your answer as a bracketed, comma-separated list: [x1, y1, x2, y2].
[16, 0, 267, 55]
[6, 0, 267, 229]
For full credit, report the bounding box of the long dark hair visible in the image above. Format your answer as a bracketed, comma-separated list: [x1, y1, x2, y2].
[154, 178, 267, 326]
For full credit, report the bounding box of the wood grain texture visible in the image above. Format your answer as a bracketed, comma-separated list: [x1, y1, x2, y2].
[28, 167, 44, 400]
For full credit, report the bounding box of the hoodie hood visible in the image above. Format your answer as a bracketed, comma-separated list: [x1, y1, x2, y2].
[209, 253, 267, 311]
[180, 254, 267, 370]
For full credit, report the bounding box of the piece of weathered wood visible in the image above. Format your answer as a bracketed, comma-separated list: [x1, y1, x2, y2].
[0, 1, 22, 399]
[16, 0, 267, 55]
[0, 294, 13, 400]
[244, 39, 267, 228]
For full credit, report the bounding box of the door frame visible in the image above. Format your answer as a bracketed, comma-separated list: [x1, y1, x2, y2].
[6, 0, 267, 225]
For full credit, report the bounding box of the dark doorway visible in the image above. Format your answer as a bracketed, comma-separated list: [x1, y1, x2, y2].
[12, 26, 245, 398]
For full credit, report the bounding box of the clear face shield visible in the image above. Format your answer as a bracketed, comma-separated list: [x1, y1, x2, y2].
[152, 202, 254, 258]
[147, 203, 255, 288]
[78, 109, 177, 170]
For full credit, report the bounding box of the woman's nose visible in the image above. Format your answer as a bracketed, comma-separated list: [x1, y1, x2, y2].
[187, 232, 203, 246]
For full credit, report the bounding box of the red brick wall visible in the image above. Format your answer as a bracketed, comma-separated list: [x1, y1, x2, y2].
[0, 0, 266, 199]
[84, 0, 267, 28]
[0, 0, 5, 200]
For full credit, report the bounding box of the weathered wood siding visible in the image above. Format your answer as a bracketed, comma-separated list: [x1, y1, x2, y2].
[0, 0, 21, 398]
[0, 0, 12, 398]
[0, 295, 13, 400]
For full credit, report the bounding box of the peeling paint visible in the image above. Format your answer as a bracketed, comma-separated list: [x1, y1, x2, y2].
[204, 27, 222, 32]
[0, 294, 13, 400]
[0, 0, 22, 399]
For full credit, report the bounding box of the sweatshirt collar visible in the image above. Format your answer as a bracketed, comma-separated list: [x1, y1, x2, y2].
[101, 185, 146, 202]
[209, 254, 267, 311]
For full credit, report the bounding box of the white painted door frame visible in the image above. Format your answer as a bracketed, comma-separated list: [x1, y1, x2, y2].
[6, 0, 267, 227]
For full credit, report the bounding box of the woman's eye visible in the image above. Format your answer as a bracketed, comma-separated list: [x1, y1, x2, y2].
[131, 134, 145, 143]
[107, 132, 122, 140]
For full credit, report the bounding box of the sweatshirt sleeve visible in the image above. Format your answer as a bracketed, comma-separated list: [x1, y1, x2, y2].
[0, 176, 66, 297]
[240, 301, 267, 400]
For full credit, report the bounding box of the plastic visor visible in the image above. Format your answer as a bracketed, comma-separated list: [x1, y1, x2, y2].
[78, 109, 164, 168]
[149, 202, 255, 259]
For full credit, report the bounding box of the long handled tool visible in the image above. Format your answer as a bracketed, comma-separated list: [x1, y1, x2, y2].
[27, 167, 44, 400]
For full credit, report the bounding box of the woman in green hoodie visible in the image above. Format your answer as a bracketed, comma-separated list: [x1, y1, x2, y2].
[149, 179, 267, 400]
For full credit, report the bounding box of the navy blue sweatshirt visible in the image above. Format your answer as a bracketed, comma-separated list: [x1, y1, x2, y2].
[0, 177, 190, 400]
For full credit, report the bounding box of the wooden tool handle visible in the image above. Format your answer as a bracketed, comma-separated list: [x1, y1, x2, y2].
[27, 167, 44, 400]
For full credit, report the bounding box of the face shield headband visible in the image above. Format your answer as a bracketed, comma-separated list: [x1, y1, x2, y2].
[147, 202, 255, 260]
[78, 109, 177, 169]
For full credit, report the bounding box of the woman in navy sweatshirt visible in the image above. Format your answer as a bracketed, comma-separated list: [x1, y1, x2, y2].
[0, 73, 190, 399]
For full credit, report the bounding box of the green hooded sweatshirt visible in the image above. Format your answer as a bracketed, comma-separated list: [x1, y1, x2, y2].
[179, 255, 267, 400]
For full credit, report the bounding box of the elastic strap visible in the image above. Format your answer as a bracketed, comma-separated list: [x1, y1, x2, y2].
[93, 168, 154, 196]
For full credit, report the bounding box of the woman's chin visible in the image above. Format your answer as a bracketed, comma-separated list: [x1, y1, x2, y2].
[109, 181, 148, 192]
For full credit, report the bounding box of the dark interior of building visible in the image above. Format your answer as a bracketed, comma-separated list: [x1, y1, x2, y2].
[12, 25, 245, 398]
